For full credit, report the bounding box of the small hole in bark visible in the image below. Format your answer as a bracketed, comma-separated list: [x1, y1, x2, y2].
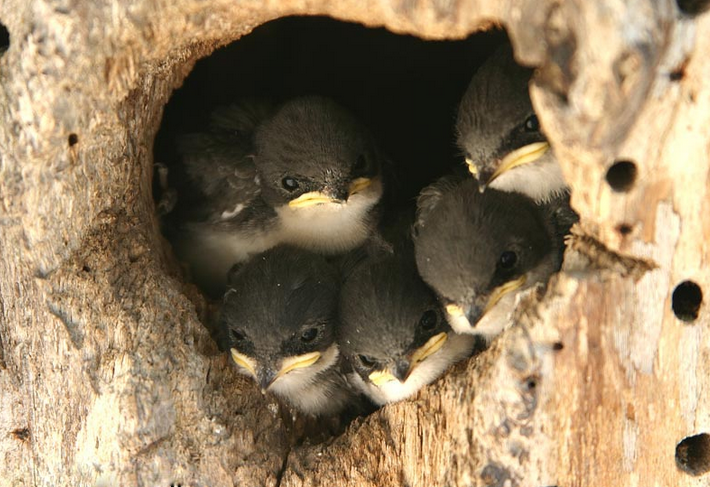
[524, 377, 537, 391]
[676, 433, 710, 475]
[11, 427, 30, 441]
[552, 341, 564, 351]
[672, 280, 703, 322]
[68, 133, 79, 147]
[0, 23, 9, 55]
[605, 160, 637, 192]
[676, 0, 710, 15]
[616, 223, 633, 235]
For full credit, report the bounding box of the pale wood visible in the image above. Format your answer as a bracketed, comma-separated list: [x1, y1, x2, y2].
[0, 0, 707, 485]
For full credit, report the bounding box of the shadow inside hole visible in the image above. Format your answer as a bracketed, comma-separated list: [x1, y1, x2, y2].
[605, 160, 637, 192]
[154, 16, 507, 206]
[676, 0, 710, 15]
[0, 22, 8, 55]
[68, 133, 79, 147]
[672, 280, 703, 322]
[676, 433, 710, 476]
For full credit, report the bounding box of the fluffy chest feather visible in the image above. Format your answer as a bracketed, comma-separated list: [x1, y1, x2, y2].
[275, 184, 381, 253]
[268, 345, 351, 415]
[490, 153, 567, 203]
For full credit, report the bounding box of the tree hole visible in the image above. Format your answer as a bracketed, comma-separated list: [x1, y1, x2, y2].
[672, 280, 702, 322]
[0, 22, 9, 56]
[68, 133, 79, 147]
[676, 0, 710, 15]
[676, 433, 710, 476]
[616, 223, 633, 235]
[605, 160, 637, 192]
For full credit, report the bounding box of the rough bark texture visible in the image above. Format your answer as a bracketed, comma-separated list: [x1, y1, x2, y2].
[0, 1, 708, 486]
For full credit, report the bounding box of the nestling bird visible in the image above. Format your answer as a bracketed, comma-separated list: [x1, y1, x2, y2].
[414, 177, 565, 338]
[216, 246, 356, 416]
[338, 248, 477, 405]
[456, 45, 567, 204]
[170, 96, 385, 296]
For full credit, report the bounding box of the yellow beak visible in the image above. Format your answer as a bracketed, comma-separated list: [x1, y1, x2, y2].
[349, 177, 372, 196]
[368, 332, 448, 387]
[410, 332, 448, 364]
[230, 348, 257, 378]
[275, 351, 322, 379]
[465, 157, 478, 177]
[368, 369, 398, 387]
[288, 191, 340, 208]
[445, 303, 465, 318]
[484, 274, 528, 313]
[489, 142, 550, 183]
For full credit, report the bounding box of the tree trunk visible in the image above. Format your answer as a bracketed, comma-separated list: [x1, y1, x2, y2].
[1, 1, 708, 486]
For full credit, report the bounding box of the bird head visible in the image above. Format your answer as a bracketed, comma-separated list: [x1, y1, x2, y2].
[253, 96, 383, 210]
[456, 45, 550, 190]
[414, 179, 558, 335]
[338, 251, 451, 388]
[217, 246, 340, 393]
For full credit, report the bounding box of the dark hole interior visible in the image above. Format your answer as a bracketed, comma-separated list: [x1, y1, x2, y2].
[68, 133, 79, 147]
[676, 433, 710, 476]
[154, 16, 506, 205]
[676, 0, 710, 15]
[672, 280, 703, 322]
[605, 160, 637, 192]
[0, 22, 9, 55]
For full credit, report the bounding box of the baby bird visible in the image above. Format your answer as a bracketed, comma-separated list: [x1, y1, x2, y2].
[414, 177, 564, 338]
[216, 246, 356, 416]
[338, 247, 476, 405]
[170, 96, 385, 296]
[456, 45, 567, 204]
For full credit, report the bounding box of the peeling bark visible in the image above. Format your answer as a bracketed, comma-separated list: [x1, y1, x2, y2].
[0, 0, 708, 485]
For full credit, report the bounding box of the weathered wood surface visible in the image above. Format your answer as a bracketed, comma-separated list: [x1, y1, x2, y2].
[0, 0, 707, 485]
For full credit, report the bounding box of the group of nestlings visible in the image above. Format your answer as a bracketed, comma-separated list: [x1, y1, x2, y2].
[159, 45, 578, 417]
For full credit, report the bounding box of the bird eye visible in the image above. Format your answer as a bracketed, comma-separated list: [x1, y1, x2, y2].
[498, 250, 518, 270]
[281, 176, 299, 191]
[230, 329, 247, 343]
[524, 114, 540, 132]
[300, 327, 319, 343]
[358, 354, 377, 369]
[419, 309, 438, 331]
[353, 154, 369, 175]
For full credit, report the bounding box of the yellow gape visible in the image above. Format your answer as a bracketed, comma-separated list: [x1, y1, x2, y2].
[276, 351, 322, 379]
[230, 348, 257, 377]
[485, 274, 527, 313]
[348, 177, 372, 196]
[288, 192, 339, 208]
[489, 142, 550, 182]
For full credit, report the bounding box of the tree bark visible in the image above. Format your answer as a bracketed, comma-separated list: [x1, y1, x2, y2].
[0, 0, 707, 486]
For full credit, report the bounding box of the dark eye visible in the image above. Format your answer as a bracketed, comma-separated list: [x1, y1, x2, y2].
[419, 309, 438, 331]
[498, 250, 518, 270]
[300, 327, 319, 343]
[230, 329, 247, 343]
[524, 114, 540, 132]
[281, 176, 299, 191]
[353, 154, 368, 175]
[358, 354, 377, 369]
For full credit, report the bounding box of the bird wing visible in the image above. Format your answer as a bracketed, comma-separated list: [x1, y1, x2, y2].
[176, 100, 276, 222]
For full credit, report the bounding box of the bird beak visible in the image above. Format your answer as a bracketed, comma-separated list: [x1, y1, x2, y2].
[484, 274, 528, 313]
[368, 369, 398, 386]
[489, 142, 550, 184]
[230, 348, 258, 378]
[368, 332, 449, 386]
[445, 303, 484, 332]
[411, 332, 448, 365]
[275, 351, 322, 380]
[392, 359, 412, 383]
[257, 368, 279, 392]
[348, 177, 372, 197]
[465, 157, 479, 178]
[288, 192, 340, 208]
